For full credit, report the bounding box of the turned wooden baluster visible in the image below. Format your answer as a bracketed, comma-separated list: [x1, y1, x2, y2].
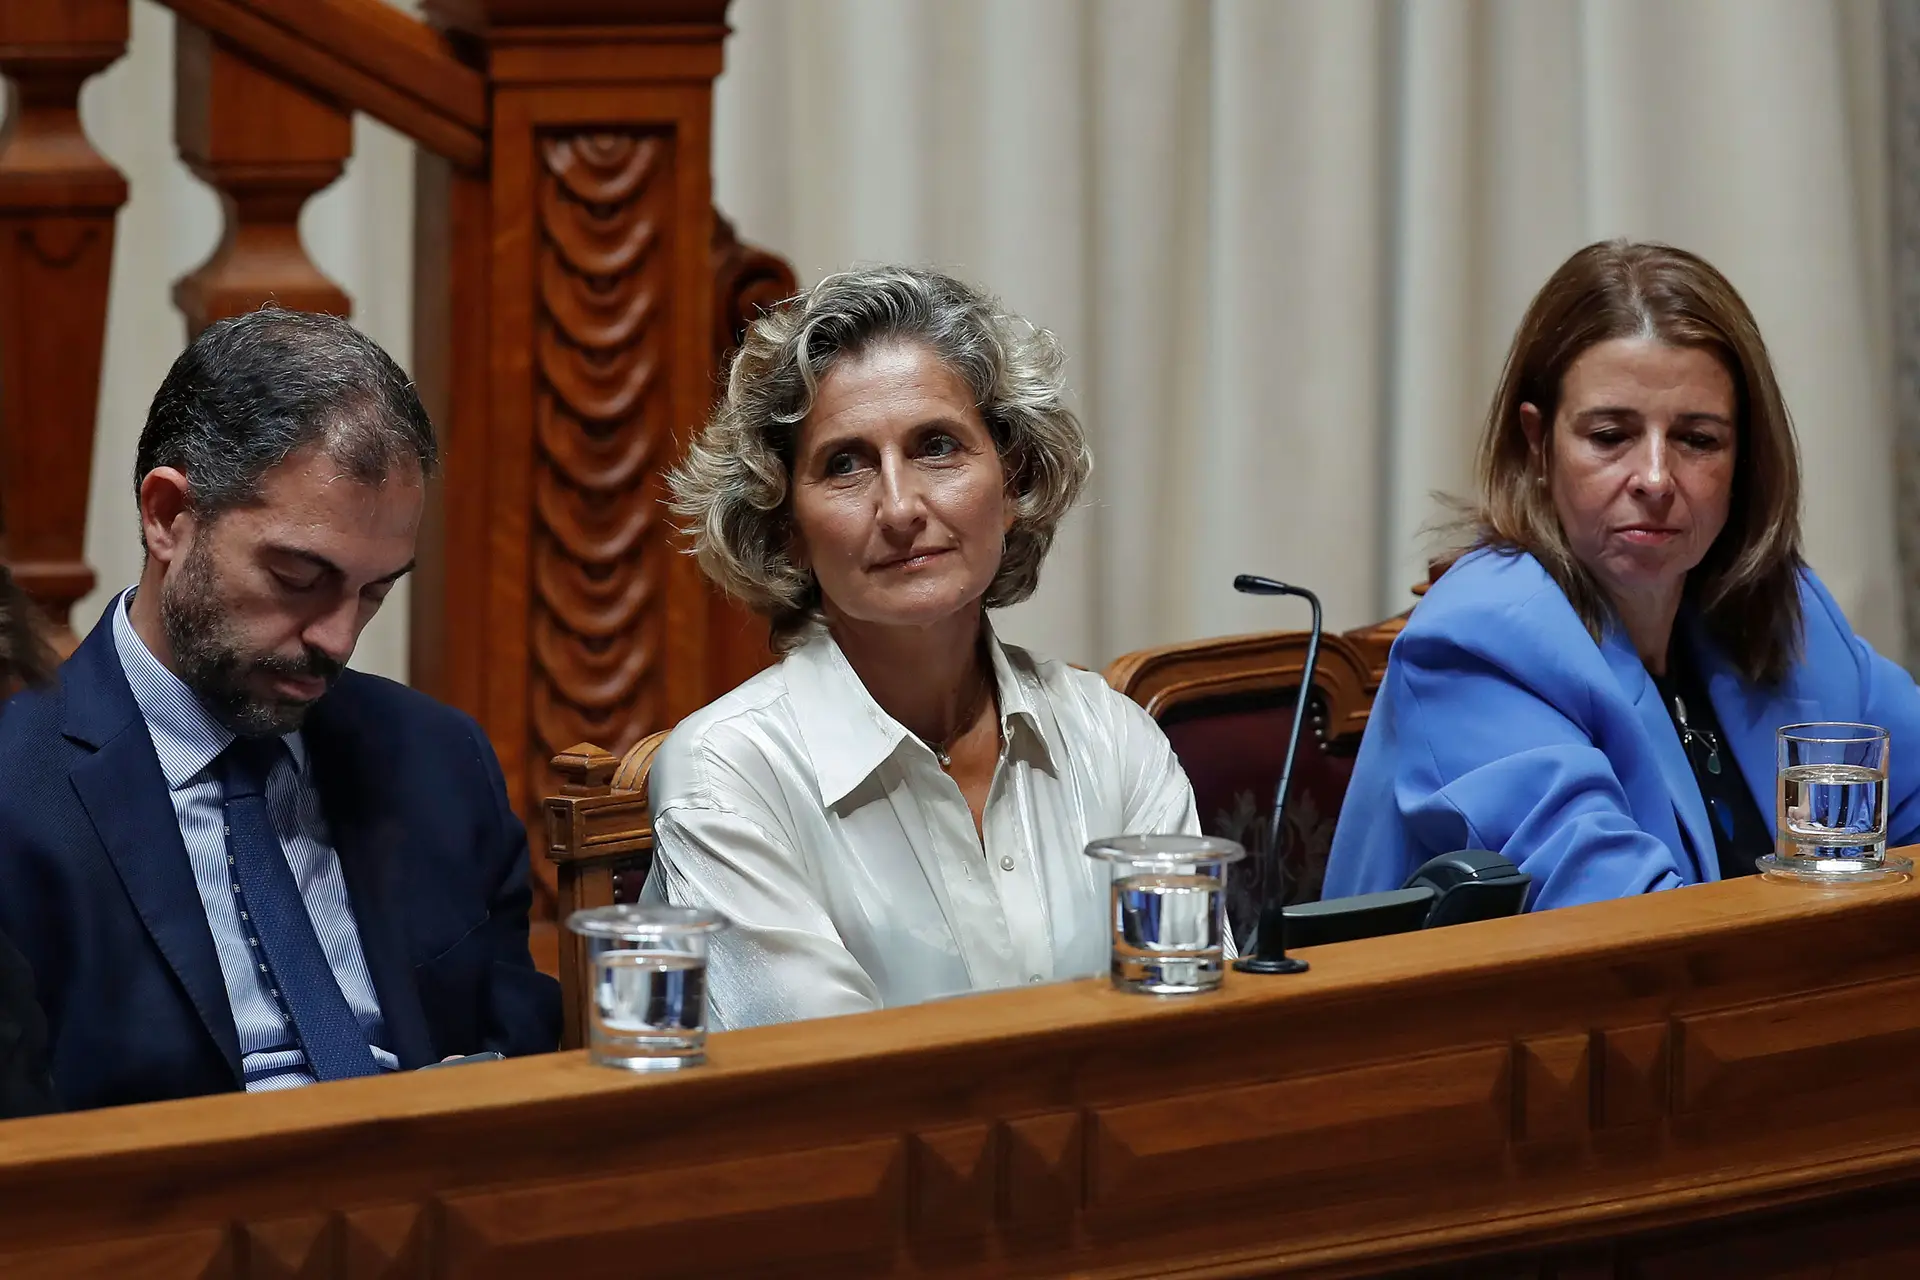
[173, 22, 351, 335]
[0, 0, 129, 647]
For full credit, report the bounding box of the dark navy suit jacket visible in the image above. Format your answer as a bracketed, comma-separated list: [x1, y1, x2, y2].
[0, 614, 560, 1111]
[1325, 549, 1920, 909]
[0, 925, 54, 1118]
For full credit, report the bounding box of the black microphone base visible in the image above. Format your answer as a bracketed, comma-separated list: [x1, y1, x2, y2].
[1232, 954, 1310, 975]
[1237, 901, 1310, 974]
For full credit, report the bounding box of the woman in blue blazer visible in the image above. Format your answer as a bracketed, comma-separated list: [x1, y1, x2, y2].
[1325, 241, 1920, 910]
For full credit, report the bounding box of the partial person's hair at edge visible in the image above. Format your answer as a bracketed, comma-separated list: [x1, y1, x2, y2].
[0, 565, 56, 693]
[668, 264, 1092, 651]
[1455, 239, 1804, 685]
[134, 306, 438, 543]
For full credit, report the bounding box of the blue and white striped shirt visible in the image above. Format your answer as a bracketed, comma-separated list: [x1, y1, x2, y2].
[112, 592, 396, 1090]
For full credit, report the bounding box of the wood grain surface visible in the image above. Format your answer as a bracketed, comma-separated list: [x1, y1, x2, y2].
[6, 870, 1920, 1276]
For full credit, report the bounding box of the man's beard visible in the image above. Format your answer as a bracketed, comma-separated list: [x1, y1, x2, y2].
[160, 541, 344, 737]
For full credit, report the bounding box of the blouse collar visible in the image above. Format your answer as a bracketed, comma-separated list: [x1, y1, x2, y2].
[782, 621, 1054, 807]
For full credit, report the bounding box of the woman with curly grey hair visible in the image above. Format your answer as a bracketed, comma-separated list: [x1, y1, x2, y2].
[644, 266, 1200, 1029]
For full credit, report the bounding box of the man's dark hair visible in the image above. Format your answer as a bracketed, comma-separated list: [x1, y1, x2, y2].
[135, 308, 437, 523]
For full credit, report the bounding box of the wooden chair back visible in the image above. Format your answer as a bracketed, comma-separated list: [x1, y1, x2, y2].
[1342, 567, 1441, 696]
[1104, 629, 1377, 931]
[542, 731, 670, 1050]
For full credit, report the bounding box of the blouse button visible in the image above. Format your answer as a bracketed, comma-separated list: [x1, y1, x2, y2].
[999, 855, 1015, 871]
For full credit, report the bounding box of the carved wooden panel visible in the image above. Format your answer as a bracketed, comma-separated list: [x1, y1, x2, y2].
[240, 1214, 335, 1279]
[339, 1204, 428, 1279]
[437, 1137, 903, 1278]
[1516, 1031, 1593, 1144]
[1676, 974, 1920, 1119]
[0, 1229, 233, 1279]
[7, 882, 1920, 1280]
[526, 130, 675, 905]
[909, 1122, 998, 1242]
[1597, 1022, 1670, 1128]
[999, 1110, 1083, 1232]
[1089, 1044, 1510, 1215]
[401, 2, 790, 947]
[0, 0, 128, 644]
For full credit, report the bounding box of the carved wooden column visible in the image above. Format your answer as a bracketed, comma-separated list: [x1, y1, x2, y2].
[173, 22, 351, 336]
[0, 0, 128, 646]
[418, 0, 740, 920]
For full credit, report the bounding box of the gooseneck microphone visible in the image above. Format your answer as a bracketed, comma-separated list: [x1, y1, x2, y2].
[1230, 573, 1316, 976]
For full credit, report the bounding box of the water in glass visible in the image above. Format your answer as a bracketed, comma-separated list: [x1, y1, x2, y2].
[1111, 871, 1226, 994]
[590, 950, 708, 1068]
[568, 903, 726, 1070]
[1778, 762, 1889, 870]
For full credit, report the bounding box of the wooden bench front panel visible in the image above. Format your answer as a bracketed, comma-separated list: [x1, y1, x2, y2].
[5, 873, 1920, 1277]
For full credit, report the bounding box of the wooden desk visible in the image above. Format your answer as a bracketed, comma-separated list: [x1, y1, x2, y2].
[6, 872, 1920, 1278]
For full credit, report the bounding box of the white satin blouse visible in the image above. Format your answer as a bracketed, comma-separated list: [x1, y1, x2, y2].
[642, 625, 1201, 1029]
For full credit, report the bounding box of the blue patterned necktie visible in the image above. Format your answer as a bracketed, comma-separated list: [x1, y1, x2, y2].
[216, 736, 380, 1082]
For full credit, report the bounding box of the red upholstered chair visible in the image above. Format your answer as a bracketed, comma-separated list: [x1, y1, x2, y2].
[1104, 631, 1377, 944]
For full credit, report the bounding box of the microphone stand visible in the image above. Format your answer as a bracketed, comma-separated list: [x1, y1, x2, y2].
[1231, 573, 1316, 975]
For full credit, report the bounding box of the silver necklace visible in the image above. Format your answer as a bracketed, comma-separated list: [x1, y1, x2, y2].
[920, 669, 990, 768]
[1670, 693, 1724, 775]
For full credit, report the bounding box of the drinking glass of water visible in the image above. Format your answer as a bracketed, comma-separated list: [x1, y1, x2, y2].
[566, 904, 729, 1071]
[1760, 723, 1910, 882]
[1084, 834, 1245, 995]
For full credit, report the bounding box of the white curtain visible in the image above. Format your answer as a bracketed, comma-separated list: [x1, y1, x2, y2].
[68, 0, 1899, 681]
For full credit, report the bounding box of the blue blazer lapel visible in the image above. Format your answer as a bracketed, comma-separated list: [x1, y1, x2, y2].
[61, 622, 243, 1081]
[1692, 621, 1818, 842]
[1599, 624, 1715, 881]
[303, 696, 435, 1070]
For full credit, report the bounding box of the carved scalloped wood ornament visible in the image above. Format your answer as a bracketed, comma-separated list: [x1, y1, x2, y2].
[529, 131, 672, 819]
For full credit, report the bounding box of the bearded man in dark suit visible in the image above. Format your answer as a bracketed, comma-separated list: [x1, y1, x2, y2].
[0, 310, 559, 1111]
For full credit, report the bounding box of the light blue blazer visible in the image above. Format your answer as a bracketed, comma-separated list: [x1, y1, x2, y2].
[1324, 549, 1920, 910]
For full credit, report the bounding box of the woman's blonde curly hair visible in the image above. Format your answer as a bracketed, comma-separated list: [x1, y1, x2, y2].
[669, 265, 1091, 651]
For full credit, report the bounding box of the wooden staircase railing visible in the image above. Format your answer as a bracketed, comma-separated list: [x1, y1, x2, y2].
[0, 0, 129, 649]
[165, 0, 486, 164]
[0, 0, 789, 939]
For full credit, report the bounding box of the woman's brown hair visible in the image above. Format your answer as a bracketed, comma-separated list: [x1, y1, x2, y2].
[1464, 240, 1804, 685]
[0, 564, 56, 694]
